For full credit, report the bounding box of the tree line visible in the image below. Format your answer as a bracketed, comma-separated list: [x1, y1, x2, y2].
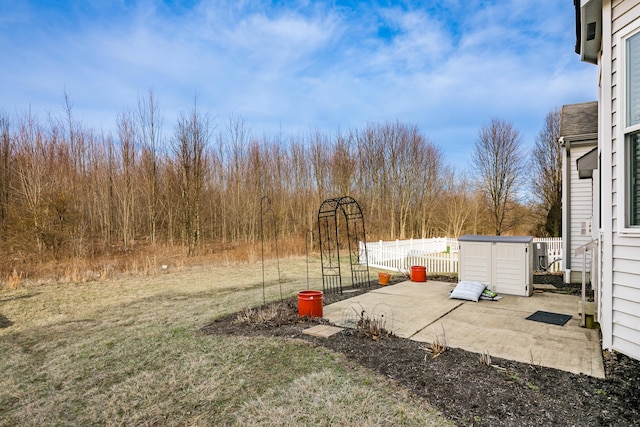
[0, 91, 561, 275]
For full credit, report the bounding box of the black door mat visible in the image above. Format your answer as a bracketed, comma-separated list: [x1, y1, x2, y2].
[526, 310, 572, 326]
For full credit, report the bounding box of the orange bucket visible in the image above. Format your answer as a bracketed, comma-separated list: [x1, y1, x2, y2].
[410, 265, 427, 282]
[297, 290, 323, 317]
[378, 272, 391, 285]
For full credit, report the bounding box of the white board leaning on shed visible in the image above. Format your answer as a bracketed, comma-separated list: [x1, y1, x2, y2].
[458, 235, 534, 297]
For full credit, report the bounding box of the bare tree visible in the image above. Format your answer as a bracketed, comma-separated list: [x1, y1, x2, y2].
[13, 110, 47, 253]
[434, 171, 473, 237]
[89, 131, 117, 246]
[416, 140, 448, 238]
[223, 115, 251, 242]
[205, 132, 226, 242]
[2, 100, 477, 273]
[64, 92, 84, 180]
[471, 118, 526, 235]
[137, 89, 162, 244]
[59, 96, 91, 256]
[288, 136, 315, 232]
[310, 130, 331, 203]
[0, 112, 10, 232]
[173, 101, 210, 255]
[355, 125, 385, 231]
[531, 108, 562, 237]
[116, 111, 137, 249]
[329, 131, 355, 196]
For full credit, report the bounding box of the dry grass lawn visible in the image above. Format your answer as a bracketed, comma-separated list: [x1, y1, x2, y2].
[0, 256, 451, 426]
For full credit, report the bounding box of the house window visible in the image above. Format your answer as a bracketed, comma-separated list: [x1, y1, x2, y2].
[627, 32, 640, 127]
[625, 32, 640, 227]
[630, 133, 640, 226]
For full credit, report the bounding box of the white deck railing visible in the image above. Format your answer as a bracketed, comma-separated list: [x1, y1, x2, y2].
[361, 237, 563, 274]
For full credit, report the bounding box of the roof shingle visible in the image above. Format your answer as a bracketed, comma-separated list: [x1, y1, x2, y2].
[559, 101, 598, 137]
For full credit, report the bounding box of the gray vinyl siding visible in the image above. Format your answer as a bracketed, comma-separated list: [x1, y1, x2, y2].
[570, 144, 596, 271]
[608, 0, 640, 360]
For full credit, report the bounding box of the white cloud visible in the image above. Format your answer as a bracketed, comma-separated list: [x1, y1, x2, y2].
[0, 0, 597, 171]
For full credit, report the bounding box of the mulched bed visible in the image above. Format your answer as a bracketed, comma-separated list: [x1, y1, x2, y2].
[200, 276, 639, 426]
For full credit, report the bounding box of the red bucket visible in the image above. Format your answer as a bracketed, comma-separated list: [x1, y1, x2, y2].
[297, 290, 323, 317]
[410, 265, 427, 282]
[378, 272, 391, 285]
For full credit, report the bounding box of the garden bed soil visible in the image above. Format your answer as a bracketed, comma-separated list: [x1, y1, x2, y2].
[201, 277, 639, 426]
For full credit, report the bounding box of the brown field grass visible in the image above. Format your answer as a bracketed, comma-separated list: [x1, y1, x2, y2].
[0, 255, 451, 426]
[0, 237, 309, 284]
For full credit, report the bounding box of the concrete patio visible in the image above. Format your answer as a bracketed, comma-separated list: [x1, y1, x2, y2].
[322, 280, 605, 378]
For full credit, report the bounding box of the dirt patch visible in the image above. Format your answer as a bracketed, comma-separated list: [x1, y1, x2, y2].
[534, 272, 595, 300]
[201, 279, 640, 426]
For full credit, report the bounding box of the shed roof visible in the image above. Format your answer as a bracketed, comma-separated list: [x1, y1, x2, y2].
[559, 101, 598, 138]
[458, 235, 533, 244]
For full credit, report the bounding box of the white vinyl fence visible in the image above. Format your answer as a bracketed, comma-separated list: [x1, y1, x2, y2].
[538, 237, 563, 272]
[361, 237, 563, 274]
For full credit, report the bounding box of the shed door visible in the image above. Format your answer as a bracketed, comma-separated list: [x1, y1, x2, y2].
[493, 242, 526, 296]
[459, 242, 492, 284]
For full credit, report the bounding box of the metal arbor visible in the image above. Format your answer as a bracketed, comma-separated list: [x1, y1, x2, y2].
[317, 196, 370, 294]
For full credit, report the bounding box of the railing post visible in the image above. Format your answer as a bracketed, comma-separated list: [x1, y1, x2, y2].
[449, 251, 454, 273]
[582, 250, 587, 327]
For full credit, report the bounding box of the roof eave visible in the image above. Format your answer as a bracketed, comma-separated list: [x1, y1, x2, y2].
[562, 133, 598, 144]
[575, 0, 602, 65]
[577, 147, 599, 179]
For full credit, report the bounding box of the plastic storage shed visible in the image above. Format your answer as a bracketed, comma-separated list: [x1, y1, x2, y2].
[458, 235, 534, 297]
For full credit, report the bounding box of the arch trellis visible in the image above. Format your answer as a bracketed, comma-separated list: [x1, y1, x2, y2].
[318, 196, 370, 294]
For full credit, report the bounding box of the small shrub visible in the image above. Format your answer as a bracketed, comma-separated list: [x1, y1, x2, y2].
[8, 268, 22, 289]
[425, 325, 447, 358]
[64, 267, 83, 283]
[143, 255, 157, 276]
[529, 349, 541, 368]
[234, 307, 257, 324]
[526, 382, 540, 391]
[354, 308, 391, 340]
[234, 304, 290, 325]
[480, 350, 492, 366]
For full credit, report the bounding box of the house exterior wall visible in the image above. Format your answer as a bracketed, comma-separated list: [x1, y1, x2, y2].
[599, 0, 640, 360]
[568, 144, 597, 276]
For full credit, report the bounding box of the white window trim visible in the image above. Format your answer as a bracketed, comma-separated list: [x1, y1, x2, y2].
[617, 25, 640, 235]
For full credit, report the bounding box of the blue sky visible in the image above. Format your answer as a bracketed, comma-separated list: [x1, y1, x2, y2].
[0, 0, 596, 171]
